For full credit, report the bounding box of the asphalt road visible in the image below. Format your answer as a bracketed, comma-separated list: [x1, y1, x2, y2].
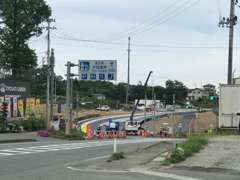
[0, 137, 238, 180]
[0, 137, 170, 180]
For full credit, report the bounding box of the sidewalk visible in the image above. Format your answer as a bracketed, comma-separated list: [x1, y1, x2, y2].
[176, 136, 240, 172]
[67, 140, 177, 172]
[0, 132, 37, 140]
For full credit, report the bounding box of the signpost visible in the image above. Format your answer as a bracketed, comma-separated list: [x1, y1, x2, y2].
[79, 60, 117, 81]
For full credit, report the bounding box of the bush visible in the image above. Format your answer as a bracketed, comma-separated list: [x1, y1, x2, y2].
[163, 135, 209, 165]
[23, 117, 46, 131]
[108, 152, 125, 161]
[49, 129, 85, 140]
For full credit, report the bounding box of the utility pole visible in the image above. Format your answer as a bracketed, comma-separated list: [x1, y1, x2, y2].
[65, 62, 78, 135]
[65, 62, 71, 135]
[172, 93, 176, 135]
[49, 49, 55, 126]
[219, 0, 238, 84]
[45, 18, 55, 129]
[126, 36, 131, 107]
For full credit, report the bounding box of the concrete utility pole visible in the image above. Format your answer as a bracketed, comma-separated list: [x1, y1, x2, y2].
[172, 93, 176, 135]
[65, 62, 78, 135]
[228, 0, 235, 84]
[50, 49, 55, 126]
[65, 62, 71, 135]
[45, 18, 55, 129]
[219, 0, 237, 84]
[126, 36, 131, 106]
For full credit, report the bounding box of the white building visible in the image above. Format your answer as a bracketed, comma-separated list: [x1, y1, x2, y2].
[135, 99, 164, 111]
[187, 88, 208, 101]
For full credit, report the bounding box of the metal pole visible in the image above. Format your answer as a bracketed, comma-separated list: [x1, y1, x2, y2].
[172, 93, 176, 135]
[113, 138, 117, 153]
[126, 36, 131, 106]
[144, 92, 147, 121]
[76, 93, 79, 118]
[65, 62, 71, 135]
[227, 0, 235, 84]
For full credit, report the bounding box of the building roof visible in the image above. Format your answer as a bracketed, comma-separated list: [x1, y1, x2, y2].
[203, 84, 215, 88]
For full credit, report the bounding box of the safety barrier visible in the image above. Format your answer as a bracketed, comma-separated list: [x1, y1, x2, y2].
[95, 131, 126, 139]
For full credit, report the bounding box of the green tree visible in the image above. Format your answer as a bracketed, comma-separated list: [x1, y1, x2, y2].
[0, 0, 51, 79]
[165, 80, 188, 104]
[0, 102, 8, 131]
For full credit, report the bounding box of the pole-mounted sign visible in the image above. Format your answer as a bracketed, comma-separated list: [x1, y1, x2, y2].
[78, 60, 117, 81]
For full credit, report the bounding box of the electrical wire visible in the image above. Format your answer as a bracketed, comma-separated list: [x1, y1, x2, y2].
[52, 33, 236, 50]
[106, 0, 181, 41]
[109, 0, 200, 41]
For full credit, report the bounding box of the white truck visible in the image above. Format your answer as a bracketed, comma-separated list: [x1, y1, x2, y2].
[219, 84, 240, 129]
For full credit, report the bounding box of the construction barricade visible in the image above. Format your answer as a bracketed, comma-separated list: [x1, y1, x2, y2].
[95, 131, 126, 139]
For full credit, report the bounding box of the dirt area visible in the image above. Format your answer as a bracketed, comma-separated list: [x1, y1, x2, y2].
[176, 136, 240, 172]
[194, 111, 218, 133]
[144, 114, 182, 134]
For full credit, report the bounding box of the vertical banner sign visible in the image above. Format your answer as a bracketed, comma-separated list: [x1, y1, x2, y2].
[35, 99, 41, 116]
[29, 98, 35, 114]
[18, 99, 24, 117]
[13, 97, 18, 117]
[57, 101, 62, 113]
[26, 98, 30, 116]
[5, 97, 11, 118]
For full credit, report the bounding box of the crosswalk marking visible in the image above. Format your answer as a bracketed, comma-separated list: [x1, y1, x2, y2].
[0, 138, 167, 158]
[0, 152, 14, 156]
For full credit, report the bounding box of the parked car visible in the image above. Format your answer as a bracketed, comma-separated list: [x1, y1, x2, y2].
[96, 105, 110, 111]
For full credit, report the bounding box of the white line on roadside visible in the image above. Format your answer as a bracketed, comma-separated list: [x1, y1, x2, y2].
[67, 166, 128, 173]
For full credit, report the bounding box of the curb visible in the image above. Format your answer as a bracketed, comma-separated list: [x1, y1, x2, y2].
[0, 139, 37, 144]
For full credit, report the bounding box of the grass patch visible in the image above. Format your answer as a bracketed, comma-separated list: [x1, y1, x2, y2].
[49, 130, 85, 140]
[216, 128, 240, 136]
[108, 152, 125, 162]
[162, 135, 208, 165]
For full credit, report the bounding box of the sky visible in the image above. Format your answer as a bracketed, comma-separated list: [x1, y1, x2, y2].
[29, 0, 240, 88]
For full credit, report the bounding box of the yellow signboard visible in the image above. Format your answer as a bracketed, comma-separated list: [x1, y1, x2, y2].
[18, 99, 24, 117]
[29, 98, 35, 113]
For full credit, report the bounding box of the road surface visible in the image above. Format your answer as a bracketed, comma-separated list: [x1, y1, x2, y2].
[0, 137, 238, 180]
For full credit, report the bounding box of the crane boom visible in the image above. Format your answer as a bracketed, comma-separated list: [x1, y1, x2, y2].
[129, 71, 153, 123]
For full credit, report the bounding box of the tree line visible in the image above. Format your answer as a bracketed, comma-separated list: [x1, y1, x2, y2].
[0, 0, 189, 108]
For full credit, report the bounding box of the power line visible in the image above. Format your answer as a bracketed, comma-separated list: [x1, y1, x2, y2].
[52, 34, 237, 49]
[106, 0, 181, 41]
[109, 0, 200, 41]
[126, 0, 201, 37]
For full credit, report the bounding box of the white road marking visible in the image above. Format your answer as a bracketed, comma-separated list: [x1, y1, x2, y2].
[67, 166, 128, 173]
[130, 168, 204, 180]
[0, 152, 14, 156]
[0, 138, 176, 158]
[0, 149, 33, 154]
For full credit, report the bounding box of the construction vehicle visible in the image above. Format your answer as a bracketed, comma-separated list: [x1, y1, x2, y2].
[125, 71, 153, 135]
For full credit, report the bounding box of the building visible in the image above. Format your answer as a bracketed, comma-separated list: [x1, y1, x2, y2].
[187, 88, 208, 101]
[203, 84, 216, 96]
[93, 94, 106, 100]
[233, 76, 240, 85]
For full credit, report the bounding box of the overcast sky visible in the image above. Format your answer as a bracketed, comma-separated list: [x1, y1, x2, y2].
[30, 0, 240, 88]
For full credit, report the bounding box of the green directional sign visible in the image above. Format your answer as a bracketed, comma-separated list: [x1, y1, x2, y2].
[209, 96, 217, 101]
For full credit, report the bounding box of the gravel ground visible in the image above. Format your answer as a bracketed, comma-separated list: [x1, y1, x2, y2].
[178, 136, 240, 172]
